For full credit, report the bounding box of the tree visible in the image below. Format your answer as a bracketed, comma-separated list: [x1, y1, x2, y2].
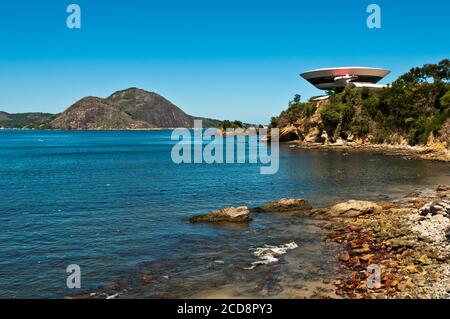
[219, 120, 245, 131]
[293, 94, 301, 104]
[270, 116, 279, 128]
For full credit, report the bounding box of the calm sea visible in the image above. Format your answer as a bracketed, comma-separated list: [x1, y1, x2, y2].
[1, 130, 449, 298]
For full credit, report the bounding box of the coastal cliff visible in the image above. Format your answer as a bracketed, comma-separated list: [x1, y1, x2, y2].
[270, 60, 450, 161]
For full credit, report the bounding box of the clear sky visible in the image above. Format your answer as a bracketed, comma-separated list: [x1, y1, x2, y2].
[0, 0, 449, 124]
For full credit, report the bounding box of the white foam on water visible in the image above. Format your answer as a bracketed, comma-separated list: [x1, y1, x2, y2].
[245, 242, 298, 270]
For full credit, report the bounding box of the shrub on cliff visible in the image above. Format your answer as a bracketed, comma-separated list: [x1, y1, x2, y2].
[319, 103, 342, 136]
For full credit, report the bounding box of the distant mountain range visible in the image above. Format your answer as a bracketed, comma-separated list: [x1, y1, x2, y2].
[0, 88, 221, 130]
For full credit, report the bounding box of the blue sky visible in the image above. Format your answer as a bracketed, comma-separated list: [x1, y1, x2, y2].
[0, 0, 449, 124]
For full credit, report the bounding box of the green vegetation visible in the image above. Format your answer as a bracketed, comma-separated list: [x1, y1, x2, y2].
[218, 120, 245, 131]
[270, 116, 279, 128]
[194, 117, 222, 128]
[273, 59, 450, 146]
[276, 95, 314, 125]
[0, 112, 54, 129]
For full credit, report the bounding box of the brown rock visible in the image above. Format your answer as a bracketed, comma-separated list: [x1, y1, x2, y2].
[418, 254, 431, 265]
[279, 125, 300, 142]
[105, 283, 120, 290]
[360, 254, 375, 262]
[257, 198, 312, 213]
[436, 185, 450, 192]
[190, 206, 251, 223]
[327, 200, 383, 218]
[64, 294, 91, 300]
[350, 256, 361, 267]
[403, 265, 418, 273]
[338, 251, 350, 262]
[386, 260, 398, 268]
[350, 247, 371, 255]
[141, 274, 155, 283]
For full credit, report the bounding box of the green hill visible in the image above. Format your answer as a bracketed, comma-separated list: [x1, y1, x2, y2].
[0, 112, 54, 129]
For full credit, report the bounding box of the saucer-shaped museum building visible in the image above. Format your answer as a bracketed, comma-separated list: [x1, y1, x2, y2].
[301, 67, 390, 90]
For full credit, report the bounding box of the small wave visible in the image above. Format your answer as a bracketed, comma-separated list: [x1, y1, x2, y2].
[106, 293, 119, 299]
[245, 242, 298, 270]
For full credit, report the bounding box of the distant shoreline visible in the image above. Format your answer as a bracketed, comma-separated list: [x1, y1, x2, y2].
[2, 128, 449, 162]
[283, 140, 450, 162]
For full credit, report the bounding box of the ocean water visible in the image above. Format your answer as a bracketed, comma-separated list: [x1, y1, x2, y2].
[1, 130, 449, 298]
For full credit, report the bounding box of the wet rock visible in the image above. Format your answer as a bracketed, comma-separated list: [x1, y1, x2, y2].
[105, 283, 120, 290]
[141, 274, 155, 283]
[436, 185, 450, 192]
[257, 198, 312, 213]
[327, 200, 382, 218]
[350, 247, 371, 255]
[419, 200, 450, 217]
[64, 294, 91, 300]
[190, 206, 251, 223]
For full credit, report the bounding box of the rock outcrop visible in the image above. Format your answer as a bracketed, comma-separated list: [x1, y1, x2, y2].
[190, 206, 251, 223]
[279, 125, 300, 142]
[257, 198, 312, 213]
[419, 200, 450, 217]
[326, 200, 382, 218]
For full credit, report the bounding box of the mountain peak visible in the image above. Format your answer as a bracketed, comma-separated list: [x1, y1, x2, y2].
[49, 88, 195, 130]
[108, 87, 158, 100]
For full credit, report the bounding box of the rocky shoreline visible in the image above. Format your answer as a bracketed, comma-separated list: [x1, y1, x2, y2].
[188, 186, 450, 299]
[68, 185, 450, 300]
[283, 140, 450, 162]
[325, 185, 450, 299]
